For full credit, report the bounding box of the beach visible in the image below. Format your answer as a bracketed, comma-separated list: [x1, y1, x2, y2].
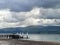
[0, 39, 60, 45]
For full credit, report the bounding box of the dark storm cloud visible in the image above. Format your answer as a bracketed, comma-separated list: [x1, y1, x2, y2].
[0, 0, 60, 12]
[40, 0, 60, 8]
[0, 0, 41, 12]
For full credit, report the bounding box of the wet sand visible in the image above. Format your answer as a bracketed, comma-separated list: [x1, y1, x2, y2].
[0, 39, 60, 45]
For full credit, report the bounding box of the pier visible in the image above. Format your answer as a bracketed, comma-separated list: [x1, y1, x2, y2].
[0, 33, 29, 39]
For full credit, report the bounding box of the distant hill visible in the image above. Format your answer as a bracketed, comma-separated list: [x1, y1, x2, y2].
[0, 26, 60, 34]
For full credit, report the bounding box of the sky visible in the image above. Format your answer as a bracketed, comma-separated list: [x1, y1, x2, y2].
[0, 0, 60, 28]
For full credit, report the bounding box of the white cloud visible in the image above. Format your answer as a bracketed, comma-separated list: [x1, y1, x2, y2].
[0, 7, 60, 28]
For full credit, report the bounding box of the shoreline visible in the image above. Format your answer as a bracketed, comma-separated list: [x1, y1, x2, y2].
[0, 39, 60, 45]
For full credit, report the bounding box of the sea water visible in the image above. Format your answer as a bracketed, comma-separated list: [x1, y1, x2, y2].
[0, 34, 60, 45]
[24, 34, 60, 42]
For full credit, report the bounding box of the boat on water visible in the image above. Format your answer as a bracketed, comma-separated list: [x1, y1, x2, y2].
[0, 32, 29, 39]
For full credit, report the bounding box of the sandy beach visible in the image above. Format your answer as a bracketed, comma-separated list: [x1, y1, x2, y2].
[0, 39, 60, 45]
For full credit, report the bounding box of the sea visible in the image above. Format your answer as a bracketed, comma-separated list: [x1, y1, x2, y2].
[0, 34, 60, 45]
[23, 34, 60, 42]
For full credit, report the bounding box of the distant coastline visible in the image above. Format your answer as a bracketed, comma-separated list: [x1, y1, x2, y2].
[0, 26, 60, 34]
